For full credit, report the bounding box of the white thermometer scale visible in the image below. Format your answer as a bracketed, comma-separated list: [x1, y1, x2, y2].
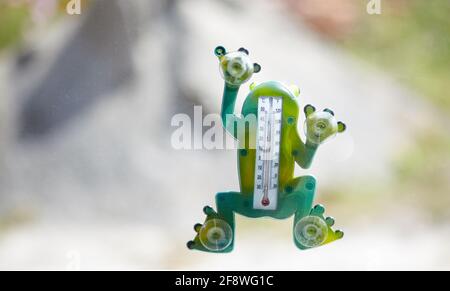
[253, 96, 283, 210]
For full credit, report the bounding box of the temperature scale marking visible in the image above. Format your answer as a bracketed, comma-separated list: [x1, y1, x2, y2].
[253, 96, 283, 210]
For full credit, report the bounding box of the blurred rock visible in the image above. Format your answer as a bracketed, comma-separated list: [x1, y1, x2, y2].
[19, 0, 134, 138]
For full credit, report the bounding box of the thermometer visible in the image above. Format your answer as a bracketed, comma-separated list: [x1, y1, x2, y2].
[253, 96, 282, 210]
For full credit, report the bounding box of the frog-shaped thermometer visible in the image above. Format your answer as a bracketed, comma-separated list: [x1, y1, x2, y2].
[187, 47, 347, 253]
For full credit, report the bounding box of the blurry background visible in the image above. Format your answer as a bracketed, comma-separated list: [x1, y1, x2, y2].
[0, 0, 449, 270]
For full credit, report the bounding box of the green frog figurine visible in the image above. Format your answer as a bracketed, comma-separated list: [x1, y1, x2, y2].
[187, 46, 347, 253]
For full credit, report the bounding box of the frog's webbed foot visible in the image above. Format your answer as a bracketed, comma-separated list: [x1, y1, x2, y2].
[215, 46, 261, 87]
[187, 206, 234, 253]
[304, 105, 347, 146]
[294, 204, 344, 250]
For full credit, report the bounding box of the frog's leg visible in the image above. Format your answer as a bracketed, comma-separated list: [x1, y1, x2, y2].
[187, 192, 243, 253]
[286, 176, 344, 250]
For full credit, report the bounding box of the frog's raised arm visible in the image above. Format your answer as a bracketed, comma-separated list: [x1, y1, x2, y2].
[215, 46, 261, 139]
[293, 104, 347, 169]
[291, 132, 319, 169]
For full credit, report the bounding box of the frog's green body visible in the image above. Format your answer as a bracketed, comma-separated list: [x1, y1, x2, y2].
[237, 81, 312, 196]
[187, 47, 347, 253]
